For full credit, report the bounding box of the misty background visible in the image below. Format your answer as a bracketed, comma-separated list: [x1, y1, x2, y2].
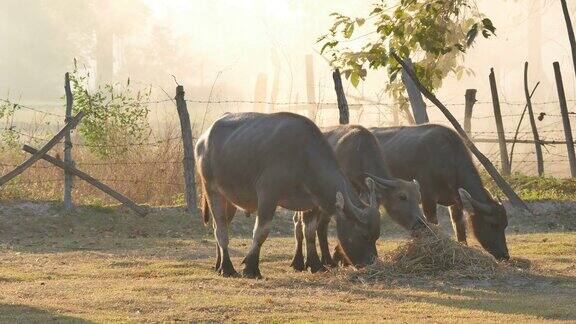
[1, 0, 576, 176]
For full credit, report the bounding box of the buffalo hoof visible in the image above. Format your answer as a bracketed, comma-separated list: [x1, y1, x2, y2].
[291, 255, 306, 272]
[242, 266, 263, 279]
[306, 259, 327, 273]
[321, 256, 338, 268]
[218, 266, 239, 278]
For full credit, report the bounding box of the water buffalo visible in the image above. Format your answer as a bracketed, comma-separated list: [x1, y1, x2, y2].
[370, 124, 509, 260]
[195, 112, 381, 278]
[291, 125, 425, 272]
[313, 124, 509, 262]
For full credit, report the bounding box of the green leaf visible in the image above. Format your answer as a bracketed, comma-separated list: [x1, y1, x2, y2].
[370, 7, 382, 15]
[350, 71, 360, 87]
[344, 23, 355, 38]
[320, 41, 338, 54]
[466, 24, 478, 46]
[482, 18, 496, 34]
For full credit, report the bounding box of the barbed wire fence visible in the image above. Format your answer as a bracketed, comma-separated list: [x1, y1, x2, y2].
[1, 70, 576, 208]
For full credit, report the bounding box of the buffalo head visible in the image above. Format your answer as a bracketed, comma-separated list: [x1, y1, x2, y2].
[365, 173, 425, 231]
[334, 178, 381, 268]
[458, 188, 509, 261]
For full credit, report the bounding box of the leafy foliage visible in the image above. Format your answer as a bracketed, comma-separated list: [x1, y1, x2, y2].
[319, 0, 496, 121]
[70, 63, 152, 157]
[0, 98, 21, 150]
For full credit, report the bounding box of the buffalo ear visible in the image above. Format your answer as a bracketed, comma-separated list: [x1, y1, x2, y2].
[364, 177, 378, 208]
[458, 188, 496, 220]
[458, 188, 477, 215]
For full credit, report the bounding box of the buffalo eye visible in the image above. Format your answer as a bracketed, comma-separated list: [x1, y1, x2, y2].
[398, 193, 407, 201]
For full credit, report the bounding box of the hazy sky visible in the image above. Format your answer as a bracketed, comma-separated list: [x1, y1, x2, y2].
[0, 0, 574, 106]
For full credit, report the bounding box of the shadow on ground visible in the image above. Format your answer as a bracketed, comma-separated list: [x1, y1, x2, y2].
[0, 304, 92, 323]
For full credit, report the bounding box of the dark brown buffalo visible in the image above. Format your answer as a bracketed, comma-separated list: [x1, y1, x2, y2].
[314, 124, 509, 262]
[290, 125, 425, 272]
[370, 124, 509, 260]
[195, 112, 381, 279]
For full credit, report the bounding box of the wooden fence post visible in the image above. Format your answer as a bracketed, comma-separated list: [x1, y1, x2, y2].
[253, 74, 267, 113]
[524, 62, 544, 176]
[269, 51, 281, 113]
[175, 85, 198, 213]
[553, 62, 576, 178]
[401, 58, 429, 124]
[64, 72, 74, 210]
[489, 68, 511, 176]
[464, 89, 477, 136]
[305, 55, 317, 121]
[392, 53, 528, 210]
[332, 69, 349, 125]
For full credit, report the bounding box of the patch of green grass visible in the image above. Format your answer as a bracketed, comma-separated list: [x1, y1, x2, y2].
[483, 173, 576, 201]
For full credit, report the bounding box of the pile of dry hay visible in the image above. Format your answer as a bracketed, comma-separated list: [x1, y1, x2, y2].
[352, 225, 502, 282]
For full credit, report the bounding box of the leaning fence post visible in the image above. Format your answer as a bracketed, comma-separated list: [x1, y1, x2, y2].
[391, 53, 528, 210]
[401, 58, 429, 124]
[64, 72, 74, 210]
[524, 62, 544, 176]
[175, 85, 198, 213]
[489, 68, 511, 176]
[464, 89, 477, 136]
[553, 62, 576, 178]
[332, 69, 349, 125]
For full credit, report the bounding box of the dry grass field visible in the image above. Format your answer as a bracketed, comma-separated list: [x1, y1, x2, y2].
[0, 201, 575, 322]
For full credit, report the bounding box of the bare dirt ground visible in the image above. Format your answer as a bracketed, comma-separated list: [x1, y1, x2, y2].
[0, 200, 575, 322]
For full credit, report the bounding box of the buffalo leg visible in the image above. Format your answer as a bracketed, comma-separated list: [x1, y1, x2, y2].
[242, 190, 276, 279]
[290, 212, 306, 271]
[422, 196, 439, 224]
[215, 201, 237, 271]
[449, 204, 467, 243]
[207, 188, 238, 277]
[303, 209, 326, 273]
[316, 213, 337, 267]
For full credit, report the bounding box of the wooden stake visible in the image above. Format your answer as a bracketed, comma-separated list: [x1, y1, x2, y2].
[253, 74, 267, 113]
[175, 85, 198, 213]
[489, 68, 511, 176]
[23, 145, 148, 216]
[523, 62, 544, 176]
[391, 52, 528, 210]
[332, 69, 349, 125]
[64, 72, 74, 210]
[464, 89, 477, 136]
[401, 58, 429, 124]
[553, 62, 576, 178]
[0, 111, 85, 187]
[305, 55, 317, 121]
[509, 82, 540, 167]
